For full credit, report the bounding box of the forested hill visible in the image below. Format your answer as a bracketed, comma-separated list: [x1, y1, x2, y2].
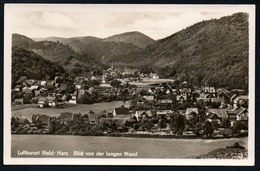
[135, 12, 249, 89]
[12, 47, 65, 86]
[12, 12, 249, 89]
[33, 36, 102, 53]
[13, 33, 82, 65]
[32, 31, 154, 64]
[102, 31, 155, 48]
[12, 34, 35, 49]
[12, 34, 103, 75]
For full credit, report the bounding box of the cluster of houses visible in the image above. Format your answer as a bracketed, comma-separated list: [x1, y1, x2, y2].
[12, 76, 64, 106]
[134, 82, 248, 108]
[129, 83, 249, 128]
[12, 74, 249, 129]
[12, 63, 249, 135]
[13, 99, 248, 135]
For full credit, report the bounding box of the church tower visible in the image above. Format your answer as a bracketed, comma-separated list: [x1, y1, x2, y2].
[111, 59, 114, 70]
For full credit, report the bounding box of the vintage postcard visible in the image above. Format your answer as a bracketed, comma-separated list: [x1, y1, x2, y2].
[4, 4, 255, 165]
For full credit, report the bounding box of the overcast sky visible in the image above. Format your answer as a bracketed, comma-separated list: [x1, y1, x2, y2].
[5, 4, 253, 40]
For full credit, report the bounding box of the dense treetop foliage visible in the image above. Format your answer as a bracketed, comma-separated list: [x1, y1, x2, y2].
[136, 13, 249, 89]
[12, 47, 65, 86]
[12, 34, 103, 76]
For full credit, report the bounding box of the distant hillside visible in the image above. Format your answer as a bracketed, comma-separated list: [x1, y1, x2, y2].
[74, 36, 102, 46]
[83, 41, 141, 64]
[33, 36, 101, 53]
[12, 47, 65, 86]
[12, 12, 249, 89]
[32, 32, 154, 62]
[13, 34, 79, 64]
[130, 12, 249, 89]
[102, 31, 155, 48]
[12, 34, 35, 49]
[12, 34, 103, 74]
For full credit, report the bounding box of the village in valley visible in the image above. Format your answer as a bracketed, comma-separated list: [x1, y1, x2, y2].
[11, 61, 249, 139]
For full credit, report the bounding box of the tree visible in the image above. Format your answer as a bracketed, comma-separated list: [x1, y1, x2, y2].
[192, 122, 204, 137]
[142, 119, 154, 131]
[221, 118, 231, 128]
[158, 119, 167, 129]
[203, 121, 214, 138]
[92, 68, 102, 76]
[173, 113, 185, 135]
[23, 94, 32, 104]
[189, 112, 199, 126]
[11, 117, 17, 127]
[77, 92, 94, 104]
[89, 80, 100, 87]
[120, 88, 129, 103]
[140, 65, 155, 75]
[110, 80, 122, 89]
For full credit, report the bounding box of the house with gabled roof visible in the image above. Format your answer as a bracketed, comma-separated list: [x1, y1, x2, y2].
[217, 88, 231, 96]
[227, 107, 248, 122]
[206, 109, 228, 124]
[133, 110, 153, 121]
[237, 108, 248, 121]
[31, 114, 52, 128]
[137, 97, 147, 105]
[14, 85, 23, 92]
[233, 95, 248, 108]
[236, 95, 248, 102]
[230, 94, 238, 102]
[25, 79, 37, 86]
[176, 94, 187, 102]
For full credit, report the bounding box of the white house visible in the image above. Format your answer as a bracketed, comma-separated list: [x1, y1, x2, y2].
[69, 91, 77, 104]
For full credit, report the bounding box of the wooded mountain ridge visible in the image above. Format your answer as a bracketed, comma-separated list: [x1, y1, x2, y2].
[12, 12, 249, 89]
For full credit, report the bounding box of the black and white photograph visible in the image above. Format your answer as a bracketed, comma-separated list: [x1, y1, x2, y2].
[3, 4, 255, 165]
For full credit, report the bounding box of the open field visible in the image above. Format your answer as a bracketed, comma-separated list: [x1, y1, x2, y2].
[12, 104, 38, 111]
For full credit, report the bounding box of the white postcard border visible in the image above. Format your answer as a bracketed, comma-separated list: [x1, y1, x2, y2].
[3, 4, 256, 166]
